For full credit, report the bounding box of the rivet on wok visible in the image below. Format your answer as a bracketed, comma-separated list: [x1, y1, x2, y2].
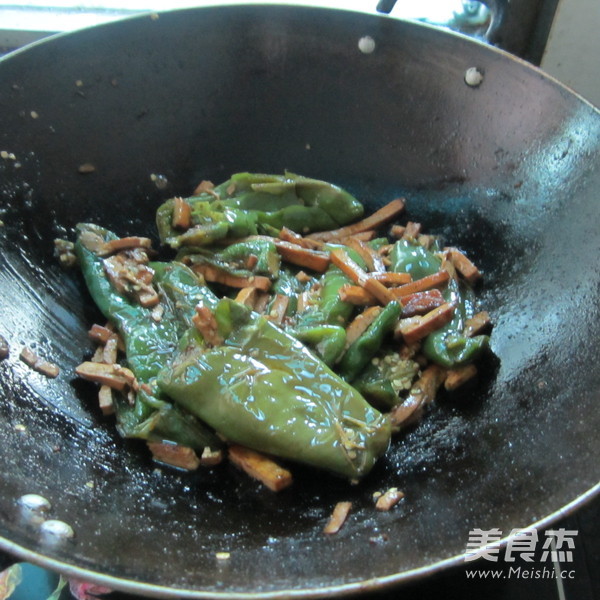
[40, 519, 75, 540]
[358, 36, 376, 54]
[18, 494, 52, 513]
[465, 67, 484, 87]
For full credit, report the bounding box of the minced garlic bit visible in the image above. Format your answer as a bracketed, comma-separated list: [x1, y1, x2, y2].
[54, 238, 78, 268]
[30, 110, 39, 119]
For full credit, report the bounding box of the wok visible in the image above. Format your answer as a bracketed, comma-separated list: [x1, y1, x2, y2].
[0, 4, 598, 598]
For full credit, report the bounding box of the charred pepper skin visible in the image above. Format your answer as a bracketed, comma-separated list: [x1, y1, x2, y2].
[390, 239, 489, 368]
[158, 299, 391, 480]
[157, 172, 364, 248]
[74, 224, 222, 451]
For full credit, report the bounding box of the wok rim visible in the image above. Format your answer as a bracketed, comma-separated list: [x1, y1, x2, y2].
[1, 2, 599, 114]
[1, 484, 598, 598]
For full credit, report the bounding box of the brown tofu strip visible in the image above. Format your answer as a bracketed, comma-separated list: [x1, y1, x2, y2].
[389, 365, 446, 431]
[463, 311, 491, 337]
[274, 240, 330, 272]
[19, 347, 60, 378]
[98, 385, 115, 415]
[390, 224, 405, 238]
[395, 302, 456, 345]
[344, 306, 383, 349]
[375, 488, 405, 511]
[278, 226, 324, 250]
[192, 179, 215, 195]
[400, 289, 445, 317]
[338, 284, 377, 306]
[172, 196, 191, 230]
[390, 270, 450, 298]
[88, 324, 125, 351]
[97, 236, 153, 257]
[147, 442, 201, 470]
[267, 294, 290, 325]
[401, 221, 422, 240]
[330, 248, 395, 305]
[343, 237, 386, 273]
[75, 361, 135, 391]
[446, 247, 481, 284]
[308, 198, 405, 242]
[192, 264, 272, 291]
[235, 286, 260, 309]
[339, 230, 377, 243]
[371, 272, 412, 286]
[228, 445, 293, 492]
[253, 291, 272, 314]
[199, 447, 224, 466]
[323, 501, 352, 535]
[444, 364, 478, 391]
[101, 337, 118, 365]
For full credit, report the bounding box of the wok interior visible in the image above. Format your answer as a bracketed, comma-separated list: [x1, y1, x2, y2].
[0, 5, 599, 596]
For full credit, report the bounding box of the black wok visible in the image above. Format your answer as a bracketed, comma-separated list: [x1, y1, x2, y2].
[0, 5, 598, 598]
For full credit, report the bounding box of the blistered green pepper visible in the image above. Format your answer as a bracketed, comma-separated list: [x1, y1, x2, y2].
[390, 238, 489, 368]
[176, 238, 280, 280]
[291, 244, 366, 363]
[157, 172, 364, 248]
[338, 301, 402, 381]
[294, 325, 347, 366]
[74, 224, 221, 451]
[422, 278, 490, 367]
[158, 298, 391, 480]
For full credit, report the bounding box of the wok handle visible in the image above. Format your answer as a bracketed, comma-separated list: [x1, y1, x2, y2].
[479, 0, 508, 44]
[376, 0, 509, 45]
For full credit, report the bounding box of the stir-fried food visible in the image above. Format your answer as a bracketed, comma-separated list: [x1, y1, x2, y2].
[69, 172, 491, 487]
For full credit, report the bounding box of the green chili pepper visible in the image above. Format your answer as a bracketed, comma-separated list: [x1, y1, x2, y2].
[291, 244, 364, 363]
[422, 278, 489, 367]
[338, 301, 402, 381]
[294, 325, 347, 366]
[389, 238, 442, 280]
[74, 224, 221, 451]
[176, 238, 280, 280]
[352, 350, 420, 410]
[158, 298, 391, 480]
[390, 238, 488, 368]
[157, 172, 364, 248]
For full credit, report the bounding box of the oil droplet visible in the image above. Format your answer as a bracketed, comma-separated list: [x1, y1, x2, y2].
[150, 173, 169, 190]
